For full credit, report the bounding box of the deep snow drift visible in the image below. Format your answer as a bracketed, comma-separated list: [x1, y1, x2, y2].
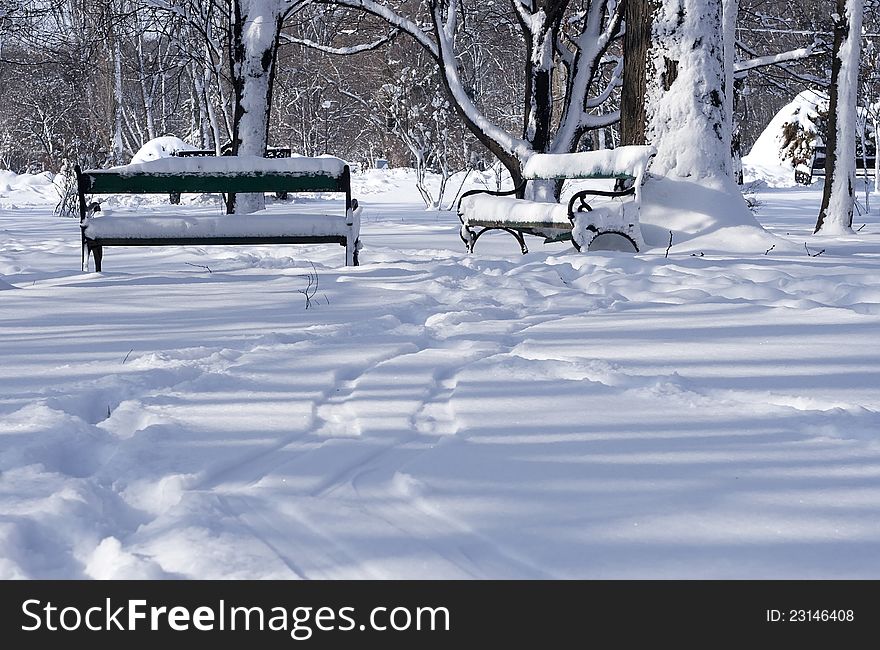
[1, 167, 880, 579]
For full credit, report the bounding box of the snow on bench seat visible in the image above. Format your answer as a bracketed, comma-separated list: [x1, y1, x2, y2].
[458, 194, 570, 230]
[109, 154, 348, 178]
[83, 212, 354, 240]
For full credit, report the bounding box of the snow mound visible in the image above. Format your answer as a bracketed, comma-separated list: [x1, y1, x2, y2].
[0, 169, 58, 207]
[0, 276, 15, 290]
[742, 90, 827, 187]
[130, 136, 198, 164]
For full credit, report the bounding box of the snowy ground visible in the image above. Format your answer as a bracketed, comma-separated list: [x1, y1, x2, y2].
[2, 170, 880, 579]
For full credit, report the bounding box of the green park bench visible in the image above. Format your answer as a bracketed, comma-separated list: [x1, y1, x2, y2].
[458, 145, 655, 254]
[76, 156, 361, 271]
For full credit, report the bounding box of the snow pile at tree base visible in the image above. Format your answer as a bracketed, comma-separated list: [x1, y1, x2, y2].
[639, 174, 795, 254]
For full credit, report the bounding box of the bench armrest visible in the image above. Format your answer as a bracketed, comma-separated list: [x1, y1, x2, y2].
[457, 183, 526, 214]
[567, 185, 636, 216]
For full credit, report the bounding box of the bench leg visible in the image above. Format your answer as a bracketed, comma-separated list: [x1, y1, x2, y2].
[505, 228, 529, 255]
[345, 236, 359, 266]
[465, 226, 529, 255]
[460, 224, 476, 253]
[80, 230, 103, 272]
[92, 245, 103, 272]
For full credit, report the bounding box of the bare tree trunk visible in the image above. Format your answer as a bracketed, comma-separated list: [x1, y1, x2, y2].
[620, 0, 655, 146]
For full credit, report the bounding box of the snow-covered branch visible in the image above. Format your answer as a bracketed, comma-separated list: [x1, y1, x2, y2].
[430, 2, 528, 160]
[585, 55, 623, 109]
[281, 29, 398, 54]
[314, 0, 439, 58]
[510, 0, 534, 30]
[734, 39, 828, 76]
[550, 0, 622, 153]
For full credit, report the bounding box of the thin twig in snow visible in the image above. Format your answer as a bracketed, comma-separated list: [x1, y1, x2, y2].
[299, 261, 320, 310]
[764, 244, 776, 255]
[122, 349, 133, 365]
[185, 262, 212, 273]
[665, 231, 673, 258]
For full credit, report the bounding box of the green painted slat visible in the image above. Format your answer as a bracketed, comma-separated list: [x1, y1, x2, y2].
[82, 172, 345, 194]
[467, 219, 571, 230]
[84, 235, 347, 246]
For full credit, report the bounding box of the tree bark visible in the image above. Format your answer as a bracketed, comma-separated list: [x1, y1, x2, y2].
[620, 0, 656, 146]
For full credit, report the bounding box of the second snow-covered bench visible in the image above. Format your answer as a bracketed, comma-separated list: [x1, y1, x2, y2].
[76, 156, 361, 271]
[458, 145, 655, 254]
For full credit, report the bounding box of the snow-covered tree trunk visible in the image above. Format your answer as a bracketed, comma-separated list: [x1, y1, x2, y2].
[112, 33, 126, 165]
[137, 37, 157, 142]
[816, 0, 864, 234]
[646, 0, 731, 178]
[874, 112, 880, 196]
[520, 4, 564, 202]
[641, 0, 761, 245]
[722, 0, 741, 183]
[227, 0, 289, 214]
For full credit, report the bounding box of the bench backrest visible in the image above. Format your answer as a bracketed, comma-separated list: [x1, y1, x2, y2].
[811, 145, 876, 171]
[174, 148, 292, 159]
[521, 145, 656, 181]
[77, 156, 350, 196]
[77, 169, 350, 195]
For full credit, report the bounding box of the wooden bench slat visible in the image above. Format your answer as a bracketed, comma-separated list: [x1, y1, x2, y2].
[84, 235, 348, 247]
[80, 172, 347, 195]
[83, 213, 354, 239]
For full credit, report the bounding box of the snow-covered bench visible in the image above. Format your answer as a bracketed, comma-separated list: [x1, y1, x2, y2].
[76, 156, 361, 271]
[794, 144, 877, 185]
[458, 145, 655, 254]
